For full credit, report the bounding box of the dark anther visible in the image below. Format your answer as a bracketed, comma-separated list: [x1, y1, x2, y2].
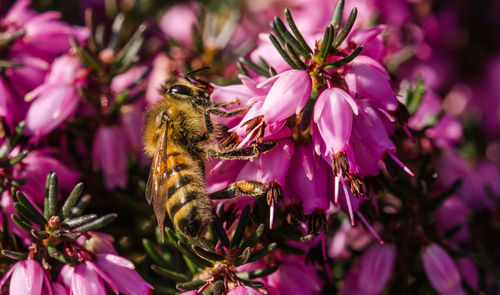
[306, 209, 327, 235]
[266, 181, 284, 206]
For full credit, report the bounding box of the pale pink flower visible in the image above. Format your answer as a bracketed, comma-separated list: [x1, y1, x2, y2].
[146, 53, 171, 105]
[13, 149, 80, 204]
[287, 143, 329, 214]
[25, 55, 87, 138]
[92, 126, 128, 189]
[313, 88, 358, 155]
[421, 243, 465, 295]
[159, 2, 198, 45]
[0, 259, 51, 295]
[341, 243, 396, 295]
[228, 285, 262, 295]
[345, 55, 398, 111]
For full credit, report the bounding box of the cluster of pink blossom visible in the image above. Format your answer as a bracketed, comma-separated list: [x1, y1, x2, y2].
[1, 0, 499, 294]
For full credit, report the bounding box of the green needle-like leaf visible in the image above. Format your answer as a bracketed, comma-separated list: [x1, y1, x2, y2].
[285, 42, 307, 70]
[191, 245, 224, 261]
[247, 242, 277, 263]
[47, 172, 58, 218]
[73, 213, 117, 232]
[299, 89, 319, 131]
[14, 203, 47, 227]
[30, 229, 50, 240]
[1, 250, 27, 260]
[273, 17, 311, 58]
[143, 239, 170, 268]
[238, 265, 279, 280]
[269, 34, 301, 69]
[324, 45, 364, 69]
[151, 264, 190, 282]
[332, 7, 357, 49]
[240, 224, 265, 249]
[11, 214, 34, 233]
[237, 61, 250, 77]
[284, 8, 312, 54]
[235, 247, 251, 266]
[15, 191, 47, 224]
[239, 57, 271, 78]
[319, 25, 334, 58]
[61, 182, 84, 218]
[231, 205, 251, 247]
[62, 214, 98, 228]
[177, 240, 213, 268]
[330, 0, 345, 31]
[0, 151, 28, 168]
[68, 194, 91, 219]
[176, 280, 205, 291]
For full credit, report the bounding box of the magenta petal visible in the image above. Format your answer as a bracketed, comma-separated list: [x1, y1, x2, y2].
[8, 260, 44, 295]
[72, 263, 107, 295]
[287, 144, 329, 214]
[94, 254, 153, 295]
[25, 85, 80, 138]
[262, 69, 311, 124]
[227, 285, 262, 295]
[315, 88, 355, 154]
[357, 244, 396, 294]
[345, 55, 397, 111]
[421, 244, 465, 295]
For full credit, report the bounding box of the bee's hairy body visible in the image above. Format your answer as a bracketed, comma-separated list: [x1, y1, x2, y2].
[144, 76, 283, 240]
[144, 78, 215, 239]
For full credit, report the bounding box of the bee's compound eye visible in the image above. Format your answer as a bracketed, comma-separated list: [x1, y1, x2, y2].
[168, 84, 192, 96]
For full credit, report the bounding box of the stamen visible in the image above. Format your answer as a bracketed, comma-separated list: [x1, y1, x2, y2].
[340, 175, 355, 226]
[269, 199, 275, 229]
[370, 190, 380, 216]
[403, 125, 415, 143]
[356, 211, 384, 245]
[388, 152, 414, 176]
[334, 175, 340, 204]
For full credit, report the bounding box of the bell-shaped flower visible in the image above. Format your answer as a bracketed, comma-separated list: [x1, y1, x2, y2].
[421, 243, 465, 295]
[345, 55, 398, 111]
[341, 243, 396, 295]
[0, 259, 51, 295]
[261, 70, 311, 126]
[25, 55, 86, 138]
[13, 149, 80, 204]
[346, 25, 388, 62]
[159, 2, 198, 45]
[265, 257, 322, 295]
[287, 143, 329, 214]
[456, 258, 479, 292]
[228, 286, 262, 295]
[314, 88, 358, 156]
[92, 126, 128, 190]
[59, 262, 111, 295]
[93, 254, 154, 295]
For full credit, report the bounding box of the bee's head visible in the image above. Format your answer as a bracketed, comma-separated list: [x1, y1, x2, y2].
[162, 78, 211, 106]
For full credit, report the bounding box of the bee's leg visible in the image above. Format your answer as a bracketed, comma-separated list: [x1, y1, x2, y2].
[211, 99, 241, 108]
[207, 107, 250, 118]
[205, 140, 281, 160]
[208, 180, 283, 206]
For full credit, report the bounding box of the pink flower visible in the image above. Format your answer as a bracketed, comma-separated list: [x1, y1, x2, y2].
[159, 2, 198, 45]
[0, 191, 33, 245]
[261, 70, 311, 126]
[92, 126, 128, 189]
[345, 55, 398, 111]
[287, 143, 329, 214]
[93, 254, 153, 295]
[346, 25, 388, 62]
[265, 257, 322, 295]
[25, 55, 86, 138]
[0, 259, 51, 295]
[228, 286, 262, 295]
[341, 243, 396, 295]
[59, 254, 152, 295]
[456, 258, 479, 292]
[434, 197, 470, 246]
[421, 243, 465, 295]
[13, 149, 80, 204]
[146, 54, 171, 105]
[77, 232, 119, 255]
[313, 88, 358, 155]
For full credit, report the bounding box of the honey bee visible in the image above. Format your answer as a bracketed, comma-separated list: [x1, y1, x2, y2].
[143, 73, 283, 239]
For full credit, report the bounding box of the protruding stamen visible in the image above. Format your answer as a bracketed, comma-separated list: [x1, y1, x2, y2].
[334, 175, 340, 204]
[403, 125, 415, 143]
[269, 199, 275, 230]
[341, 176, 355, 226]
[356, 211, 383, 245]
[388, 152, 414, 176]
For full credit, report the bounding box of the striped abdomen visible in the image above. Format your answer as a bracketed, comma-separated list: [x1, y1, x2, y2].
[165, 147, 213, 238]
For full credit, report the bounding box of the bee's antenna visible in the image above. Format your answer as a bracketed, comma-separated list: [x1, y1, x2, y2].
[184, 65, 212, 77]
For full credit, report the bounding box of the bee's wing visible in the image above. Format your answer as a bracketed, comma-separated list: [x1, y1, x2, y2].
[145, 121, 169, 235]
